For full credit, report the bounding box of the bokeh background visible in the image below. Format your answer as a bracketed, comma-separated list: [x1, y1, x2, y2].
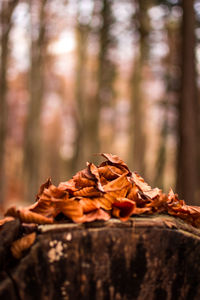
[0, 0, 200, 212]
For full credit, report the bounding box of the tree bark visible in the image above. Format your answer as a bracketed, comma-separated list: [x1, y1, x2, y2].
[1, 216, 200, 299]
[70, 21, 89, 174]
[0, 0, 18, 204]
[23, 0, 47, 201]
[176, 0, 199, 205]
[129, 0, 150, 176]
[85, 0, 116, 164]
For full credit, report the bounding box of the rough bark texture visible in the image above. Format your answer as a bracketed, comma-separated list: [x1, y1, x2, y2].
[0, 0, 18, 204]
[129, 0, 150, 176]
[23, 0, 47, 201]
[1, 216, 200, 300]
[176, 0, 199, 205]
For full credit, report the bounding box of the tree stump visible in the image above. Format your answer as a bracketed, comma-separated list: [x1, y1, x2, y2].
[1, 215, 200, 300]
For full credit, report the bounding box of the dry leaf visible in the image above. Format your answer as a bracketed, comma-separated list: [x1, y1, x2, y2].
[80, 209, 110, 223]
[2, 152, 200, 228]
[36, 178, 52, 200]
[98, 165, 124, 180]
[79, 198, 100, 213]
[58, 200, 84, 222]
[112, 198, 136, 221]
[11, 232, 36, 259]
[131, 172, 160, 199]
[74, 186, 102, 197]
[100, 153, 130, 171]
[0, 216, 15, 227]
[58, 179, 78, 193]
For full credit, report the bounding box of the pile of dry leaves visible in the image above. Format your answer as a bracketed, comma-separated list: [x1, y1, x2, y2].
[2, 153, 200, 227]
[1, 153, 200, 258]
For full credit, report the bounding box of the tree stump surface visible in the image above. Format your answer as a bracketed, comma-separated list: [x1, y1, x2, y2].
[1, 215, 200, 300]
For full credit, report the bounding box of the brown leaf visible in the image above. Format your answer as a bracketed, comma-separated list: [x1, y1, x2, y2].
[79, 209, 110, 223]
[103, 173, 131, 193]
[44, 185, 68, 199]
[73, 167, 96, 188]
[95, 174, 132, 210]
[87, 162, 104, 192]
[29, 199, 60, 218]
[100, 175, 109, 186]
[100, 153, 130, 171]
[167, 188, 180, 206]
[112, 198, 136, 221]
[126, 185, 139, 201]
[5, 207, 53, 224]
[36, 178, 52, 200]
[59, 200, 83, 222]
[79, 198, 100, 213]
[98, 165, 125, 180]
[0, 216, 15, 227]
[20, 210, 54, 224]
[58, 179, 78, 193]
[73, 186, 102, 197]
[131, 172, 160, 199]
[94, 197, 114, 210]
[11, 232, 36, 259]
[4, 206, 19, 218]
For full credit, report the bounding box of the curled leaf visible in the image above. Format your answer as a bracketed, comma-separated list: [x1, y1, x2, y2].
[0, 216, 15, 227]
[131, 172, 160, 199]
[5, 207, 53, 224]
[11, 232, 36, 259]
[100, 153, 130, 171]
[112, 198, 136, 221]
[36, 178, 52, 200]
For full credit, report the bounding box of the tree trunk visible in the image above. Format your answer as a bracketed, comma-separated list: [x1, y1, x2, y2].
[0, 0, 18, 205]
[155, 20, 180, 190]
[23, 0, 47, 201]
[1, 216, 200, 299]
[70, 21, 89, 174]
[176, 0, 199, 205]
[85, 0, 116, 164]
[129, 0, 150, 176]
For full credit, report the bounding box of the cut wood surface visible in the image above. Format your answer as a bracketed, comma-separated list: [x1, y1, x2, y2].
[1, 215, 200, 300]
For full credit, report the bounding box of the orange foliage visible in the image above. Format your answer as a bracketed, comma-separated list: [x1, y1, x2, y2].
[2, 152, 200, 229]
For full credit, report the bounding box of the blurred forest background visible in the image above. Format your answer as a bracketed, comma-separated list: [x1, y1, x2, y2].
[0, 0, 200, 212]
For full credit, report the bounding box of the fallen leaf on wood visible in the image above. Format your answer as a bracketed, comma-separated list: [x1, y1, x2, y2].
[1, 152, 200, 230]
[11, 232, 36, 259]
[112, 198, 136, 221]
[80, 209, 110, 223]
[58, 200, 84, 222]
[0, 216, 15, 227]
